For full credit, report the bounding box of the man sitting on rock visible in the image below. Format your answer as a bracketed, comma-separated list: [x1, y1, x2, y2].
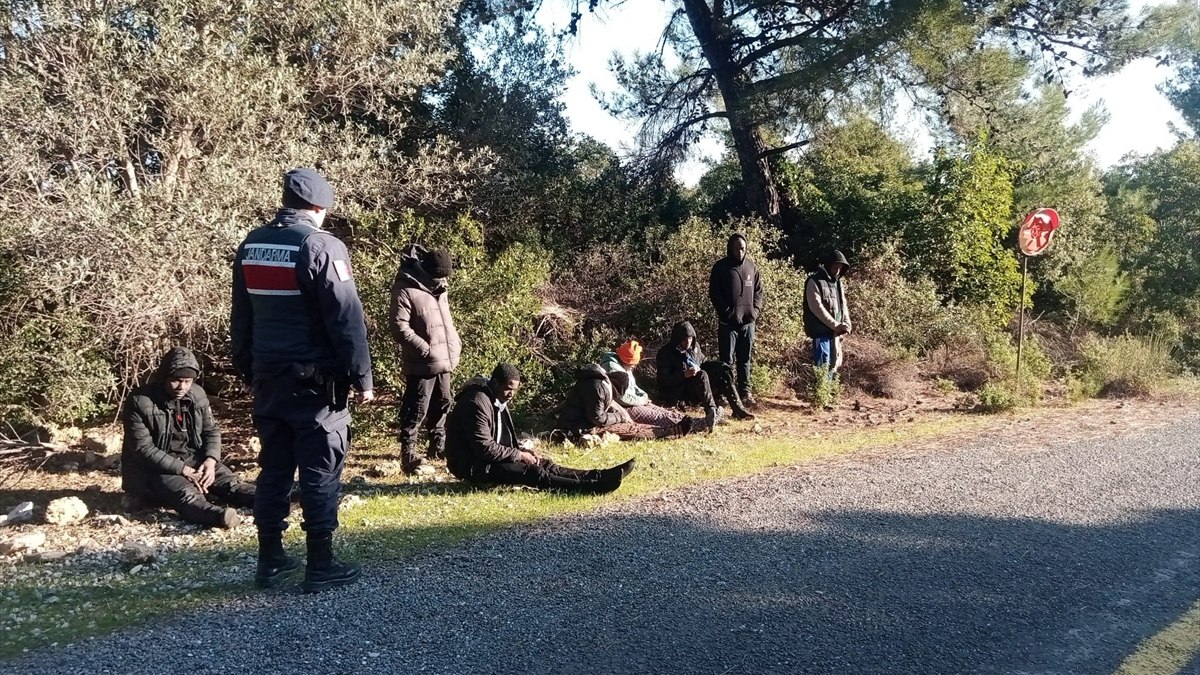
[121, 347, 255, 528]
[446, 363, 635, 493]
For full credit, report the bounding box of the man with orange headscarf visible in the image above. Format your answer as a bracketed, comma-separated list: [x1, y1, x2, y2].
[599, 339, 696, 433]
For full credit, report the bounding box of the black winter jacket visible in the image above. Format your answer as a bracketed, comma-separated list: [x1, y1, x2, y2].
[555, 364, 626, 431]
[121, 348, 220, 495]
[655, 321, 706, 405]
[445, 377, 521, 479]
[708, 233, 764, 326]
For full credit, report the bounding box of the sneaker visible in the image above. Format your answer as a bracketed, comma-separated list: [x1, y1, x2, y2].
[303, 558, 362, 594]
[255, 554, 302, 589]
[732, 408, 756, 421]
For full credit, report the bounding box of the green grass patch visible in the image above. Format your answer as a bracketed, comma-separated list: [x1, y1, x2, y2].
[1, 414, 984, 657]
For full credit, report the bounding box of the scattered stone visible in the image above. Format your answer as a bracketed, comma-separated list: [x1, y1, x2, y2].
[121, 541, 158, 566]
[32, 550, 70, 563]
[3, 501, 35, 527]
[44, 497, 89, 525]
[93, 514, 131, 526]
[365, 462, 403, 478]
[84, 484, 103, 495]
[339, 495, 364, 510]
[129, 564, 144, 575]
[0, 531, 46, 555]
[60, 462, 80, 473]
[348, 476, 369, 489]
[96, 454, 121, 471]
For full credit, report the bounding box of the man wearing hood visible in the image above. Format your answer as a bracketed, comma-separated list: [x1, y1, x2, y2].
[121, 347, 254, 528]
[389, 244, 462, 476]
[804, 249, 853, 374]
[554, 362, 690, 441]
[709, 233, 763, 405]
[446, 364, 634, 493]
[231, 168, 373, 593]
[655, 321, 754, 431]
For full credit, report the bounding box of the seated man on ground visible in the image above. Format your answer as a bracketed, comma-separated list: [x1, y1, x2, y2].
[655, 321, 755, 431]
[446, 363, 634, 494]
[598, 339, 696, 434]
[121, 347, 255, 528]
[555, 362, 691, 441]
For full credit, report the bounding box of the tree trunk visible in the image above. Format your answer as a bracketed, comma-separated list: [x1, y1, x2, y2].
[681, 0, 782, 227]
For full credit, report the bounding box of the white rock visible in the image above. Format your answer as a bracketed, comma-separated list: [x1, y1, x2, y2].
[44, 497, 89, 525]
[4, 501, 35, 526]
[80, 431, 121, 456]
[0, 531, 46, 555]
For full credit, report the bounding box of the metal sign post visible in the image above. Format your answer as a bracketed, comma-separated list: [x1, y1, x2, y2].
[1015, 208, 1061, 381]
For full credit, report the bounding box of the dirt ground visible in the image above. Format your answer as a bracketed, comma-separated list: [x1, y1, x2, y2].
[0, 384, 1195, 568]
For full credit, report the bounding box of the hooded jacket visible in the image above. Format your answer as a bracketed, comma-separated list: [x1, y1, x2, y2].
[389, 244, 462, 377]
[598, 352, 650, 407]
[708, 233, 764, 326]
[445, 376, 521, 479]
[555, 364, 627, 431]
[121, 347, 220, 494]
[655, 321, 706, 405]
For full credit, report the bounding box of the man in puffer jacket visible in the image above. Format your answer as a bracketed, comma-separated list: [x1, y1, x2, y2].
[655, 321, 754, 431]
[389, 244, 462, 475]
[599, 339, 695, 434]
[121, 347, 254, 528]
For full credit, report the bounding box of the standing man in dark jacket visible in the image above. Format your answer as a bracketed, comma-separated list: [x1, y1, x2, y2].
[709, 233, 763, 405]
[803, 250, 853, 375]
[388, 244, 461, 476]
[122, 347, 254, 528]
[231, 167, 374, 594]
[655, 321, 754, 431]
[446, 364, 634, 493]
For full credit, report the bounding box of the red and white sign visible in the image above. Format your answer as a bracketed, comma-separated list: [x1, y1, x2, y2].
[1018, 208, 1061, 257]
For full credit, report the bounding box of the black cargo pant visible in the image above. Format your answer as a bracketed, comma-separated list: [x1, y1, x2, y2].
[718, 321, 755, 399]
[146, 460, 255, 527]
[679, 361, 739, 409]
[252, 375, 349, 535]
[460, 459, 606, 492]
[398, 373, 452, 455]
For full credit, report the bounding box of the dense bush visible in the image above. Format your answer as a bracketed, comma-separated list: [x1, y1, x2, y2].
[1076, 334, 1176, 398]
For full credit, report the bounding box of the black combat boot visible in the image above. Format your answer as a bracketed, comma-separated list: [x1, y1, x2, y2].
[302, 532, 361, 594]
[255, 531, 301, 589]
[401, 443, 434, 476]
[426, 432, 446, 461]
[729, 388, 756, 421]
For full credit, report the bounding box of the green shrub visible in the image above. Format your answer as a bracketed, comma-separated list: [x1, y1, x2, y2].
[0, 312, 114, 425]
[1077, 334, 1176, 398]
[935, 377, 958, 394]
[978, 382, 1019, 413]
[808, 366, 842, 409]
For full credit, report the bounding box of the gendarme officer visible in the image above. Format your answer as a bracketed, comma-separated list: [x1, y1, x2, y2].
[231, 168, 374, 594]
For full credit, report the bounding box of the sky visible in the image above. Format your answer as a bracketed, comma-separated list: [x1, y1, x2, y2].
[537, 0, 1188, 185]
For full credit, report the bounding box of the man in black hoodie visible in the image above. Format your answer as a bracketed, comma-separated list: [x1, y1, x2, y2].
[709, 233, 763, 405]
[446, 363, 634, 493]
[121, 347, 255, 528]
[655, 321, 754, 431]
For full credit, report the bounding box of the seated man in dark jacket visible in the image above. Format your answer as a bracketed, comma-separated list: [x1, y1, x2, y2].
[555, 363, 690, 441]
[446, 363, 634, 493]
[655, 321, 754, 431]
[121, 347, 255, 528]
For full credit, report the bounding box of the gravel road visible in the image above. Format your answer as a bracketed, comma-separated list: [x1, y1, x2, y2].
[8, 411, 1200, 675]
